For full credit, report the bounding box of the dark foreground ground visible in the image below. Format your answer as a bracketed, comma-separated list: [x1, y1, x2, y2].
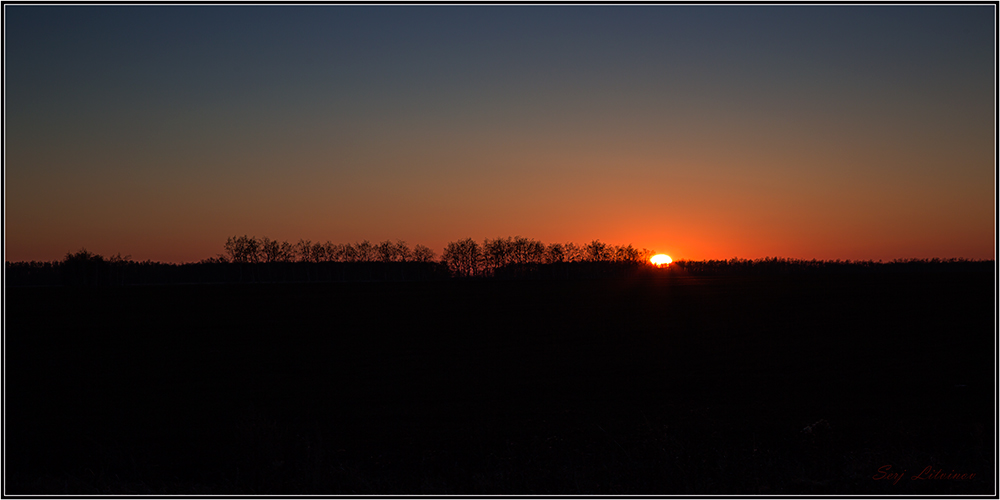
[5, 271, 995, 494]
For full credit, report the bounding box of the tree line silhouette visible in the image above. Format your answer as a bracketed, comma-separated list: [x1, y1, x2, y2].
[4, 235, 993, 286]
[668, 256, 993, 275]
[216, 236, 437, 265]
[442, 237, 653, 278]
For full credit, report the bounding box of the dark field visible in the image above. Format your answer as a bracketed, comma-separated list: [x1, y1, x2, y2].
[5, 271, 995, 494]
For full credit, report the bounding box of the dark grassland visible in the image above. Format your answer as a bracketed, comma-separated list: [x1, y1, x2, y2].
[5, 271, 995, 494]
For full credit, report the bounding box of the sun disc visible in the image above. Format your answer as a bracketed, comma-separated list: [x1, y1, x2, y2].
[650, 254, 672, 266]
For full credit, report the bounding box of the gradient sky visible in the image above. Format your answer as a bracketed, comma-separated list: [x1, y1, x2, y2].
[5, 5, 995, 263]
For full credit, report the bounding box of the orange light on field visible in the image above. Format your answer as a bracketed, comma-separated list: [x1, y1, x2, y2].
[650, 254, 672, 266]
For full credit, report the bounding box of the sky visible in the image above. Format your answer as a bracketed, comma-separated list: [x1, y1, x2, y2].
[4, 5, 995, 263]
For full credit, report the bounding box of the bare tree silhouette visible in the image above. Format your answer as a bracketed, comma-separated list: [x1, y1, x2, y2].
[513, 236, 545, 265]
[443, 238, 481, 278]
[309, 242, 326, 263]
[545, 243, 566, 264]
[412, 244, 435, 263]
[483, 237, 513, 276]
[563, 242, 584, 263]
[584, 240, 610, 262]
[354, 240, 375, 263]
[332, 242, 354, 263]
[294, 239, 312, 263]
[393, 240, 411, 262]
[376, 240, 396, 263]
[225, 236, 255, 264]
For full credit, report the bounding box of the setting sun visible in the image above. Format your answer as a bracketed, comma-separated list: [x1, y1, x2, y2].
[650, 254, 672, 266]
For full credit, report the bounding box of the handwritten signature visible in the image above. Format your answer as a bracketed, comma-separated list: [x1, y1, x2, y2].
[873, 465, 977, 485]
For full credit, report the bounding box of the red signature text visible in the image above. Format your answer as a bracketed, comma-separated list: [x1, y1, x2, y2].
[911, 466, 976, 481]
[872, 465, 907, 485]
[873, 465, 976, 484]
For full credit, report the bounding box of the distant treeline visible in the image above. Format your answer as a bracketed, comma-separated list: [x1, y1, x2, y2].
[4, 235, 994, 286]
[670, 256, 993, 276]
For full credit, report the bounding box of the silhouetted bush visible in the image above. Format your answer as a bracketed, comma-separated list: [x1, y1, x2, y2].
[60, 249, 108, 286]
